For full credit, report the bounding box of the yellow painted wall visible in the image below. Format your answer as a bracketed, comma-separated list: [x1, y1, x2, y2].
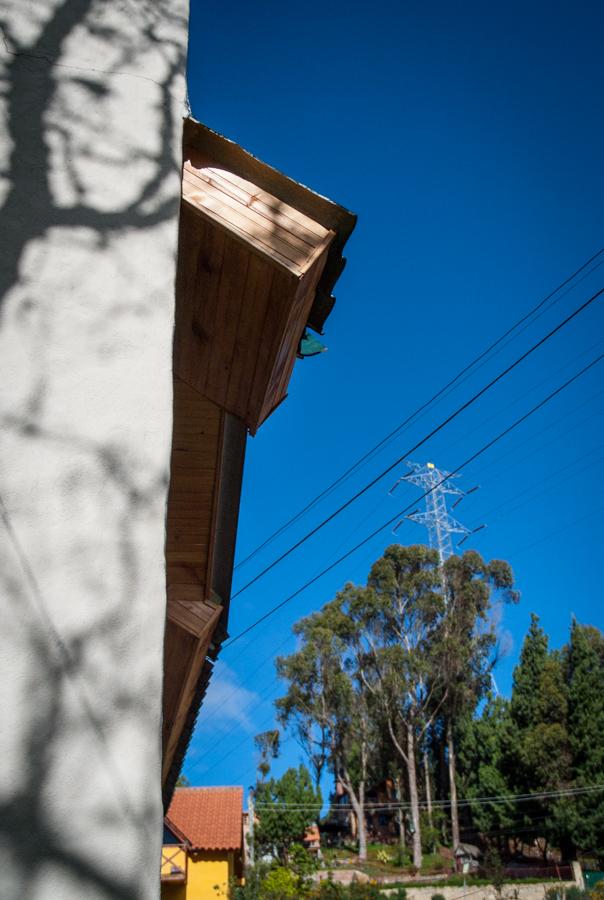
[161, 849, 235, 900]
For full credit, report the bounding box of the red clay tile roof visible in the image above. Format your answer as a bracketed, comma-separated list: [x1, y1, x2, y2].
[166, 787, 243, 851]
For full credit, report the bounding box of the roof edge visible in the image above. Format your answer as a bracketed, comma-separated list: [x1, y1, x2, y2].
[183, 118, 357, 334]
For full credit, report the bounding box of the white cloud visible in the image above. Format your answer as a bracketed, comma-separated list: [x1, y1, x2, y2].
[196, 661, 261, 734]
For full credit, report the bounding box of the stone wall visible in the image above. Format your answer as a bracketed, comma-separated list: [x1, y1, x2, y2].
[0, 2, 189, 898]
[385, 884, 576, 900]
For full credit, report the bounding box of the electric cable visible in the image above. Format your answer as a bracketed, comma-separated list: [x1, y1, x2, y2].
[231, 287, 604, 603]
[225, 348, 604, 649]
[234, 248, 604, 573]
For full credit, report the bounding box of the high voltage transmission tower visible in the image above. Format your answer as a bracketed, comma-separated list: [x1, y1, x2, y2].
[390, 460, 485, 563]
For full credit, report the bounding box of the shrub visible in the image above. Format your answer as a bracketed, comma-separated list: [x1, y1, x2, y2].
[261, 866, 299, 898]
[483, 846, 505, 898]
[289, 843, 318, 879]
[432, 893, 447, 900]
[567, 888, 589, 900]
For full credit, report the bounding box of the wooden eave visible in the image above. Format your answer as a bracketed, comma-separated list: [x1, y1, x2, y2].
[162, 120, 356, 806]
[183, 118, 357, 335]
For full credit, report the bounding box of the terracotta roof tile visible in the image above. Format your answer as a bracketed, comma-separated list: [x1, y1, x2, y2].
[166, 787, 243, 851]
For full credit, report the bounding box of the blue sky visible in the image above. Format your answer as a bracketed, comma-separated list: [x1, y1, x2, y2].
[183, 0, 604, 793]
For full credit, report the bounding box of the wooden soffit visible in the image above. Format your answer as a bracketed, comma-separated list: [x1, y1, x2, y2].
[176, 118, 356, 435]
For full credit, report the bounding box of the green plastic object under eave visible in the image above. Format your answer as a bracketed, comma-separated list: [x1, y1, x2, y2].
[298, 329, 327, 358]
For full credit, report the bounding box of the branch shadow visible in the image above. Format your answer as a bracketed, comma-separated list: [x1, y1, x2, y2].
[0, 0, 189, 897]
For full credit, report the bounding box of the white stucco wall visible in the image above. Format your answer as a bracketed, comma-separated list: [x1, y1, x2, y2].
[0, 2, 189, 898]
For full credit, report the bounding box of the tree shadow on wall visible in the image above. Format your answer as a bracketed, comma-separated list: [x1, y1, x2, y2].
[0, 0, 189, 897]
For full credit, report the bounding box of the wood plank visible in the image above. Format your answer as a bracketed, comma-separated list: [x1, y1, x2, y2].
[162, 605, 221, 781]
[183, 121, 357, 243]
[167, 585, 204, 602]
[204, 235, 250, 410]
[167, 474, 220, 492]
[170, 431, 221, 450]
[167, 598, 219, 635]
[185, 164, 324, 248]
[166, 550, 213, 564]
[246, 266, 298, 433]
[259, 243, 331, 426]
[170, 448, 223, 469]
[166, 527, 211, 544]
[167, 504, 212, 518]
[183, 166, 321, 259]
[166, 565, 206, 586]
[162, 620, 197, 737]
[225, 253, 274, 417]
[184, 145, 331, 240]
[182, 178, 301, 276]
[174, 209, 226, 395]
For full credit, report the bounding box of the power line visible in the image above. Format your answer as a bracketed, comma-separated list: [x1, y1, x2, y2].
[252, 784, 604, 812]
[196, 370, 604, 764]
[231, 287, 604, 602]
[224, 348, 604, 648]
[193, 496, 604, 778]
[212, 378, 604, 723]
[197, 490, 604, 767]
[234, 248, 604, 573]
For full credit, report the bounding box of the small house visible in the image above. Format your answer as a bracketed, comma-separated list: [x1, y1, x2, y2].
[162, 787, 244, 899]
[455, 842, 481, 874]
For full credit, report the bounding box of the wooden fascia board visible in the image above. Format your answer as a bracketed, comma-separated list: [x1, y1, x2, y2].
[167, 598, 222, 638]
[162, 604, 222, 784]
[164, 816, 191, 848]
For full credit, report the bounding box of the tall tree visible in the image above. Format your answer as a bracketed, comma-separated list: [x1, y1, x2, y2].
[508, 613, 571, 852]
[565, 620, 604, 858]
[438, 551, 518, 847]
[456, 696, 516, 841]
[511, 613, 550, 733]
[347, 543, 444, 869]
[275, 602, 374, 861]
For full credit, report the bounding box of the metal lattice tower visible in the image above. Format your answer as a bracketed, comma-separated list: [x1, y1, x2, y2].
[391, 461, 484, 563]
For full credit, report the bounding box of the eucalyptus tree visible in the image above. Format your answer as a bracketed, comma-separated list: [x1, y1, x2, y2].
[275, 601, 375, 861]
[436, 551, 518, 847]
[342, 543, 445, 870]
[255, 730, 281, 781]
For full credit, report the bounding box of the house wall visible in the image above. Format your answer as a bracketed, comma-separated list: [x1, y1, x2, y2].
[188, 851, 235, 899]
[160, 852, 235, 900]
[0, 2, 189, 899]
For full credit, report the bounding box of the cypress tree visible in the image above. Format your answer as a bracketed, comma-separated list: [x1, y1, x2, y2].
[565, 620, 604, 857]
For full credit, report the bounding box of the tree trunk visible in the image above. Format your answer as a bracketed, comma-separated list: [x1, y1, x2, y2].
[447, 719, 460, 850]
[406, 725, 423, 870]
[437, 735, 448, 842]
[394, 773, 406, 855]
[342, 772, 367, 862]
[424, 750, 433, 831]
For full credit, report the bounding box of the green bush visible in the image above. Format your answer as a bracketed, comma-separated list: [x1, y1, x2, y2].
[309, 877, 394, 898]
[567, 889, 589, 900]
[483, 846, 505, 897]
[546, 889, 590, 900]
[261, 866, 299, 897]
[289, 843, 318, 879]
[432, 893, 447, 900]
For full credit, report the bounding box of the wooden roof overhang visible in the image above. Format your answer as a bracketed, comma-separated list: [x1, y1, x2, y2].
[162, 120, 356, 806]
